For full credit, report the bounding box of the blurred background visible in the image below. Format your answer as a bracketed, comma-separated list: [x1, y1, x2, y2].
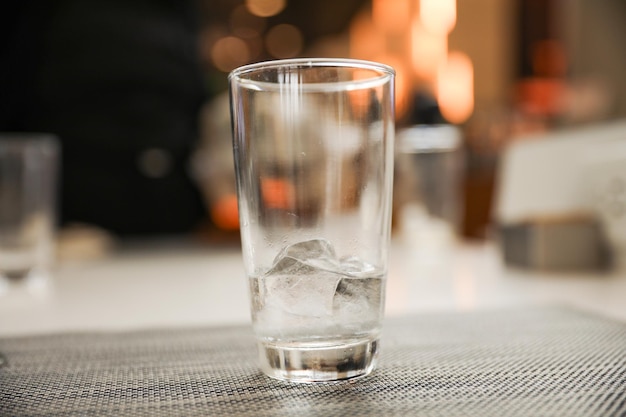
[2, 0, 626, 267]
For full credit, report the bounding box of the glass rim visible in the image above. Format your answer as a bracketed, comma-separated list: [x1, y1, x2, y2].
[229, 58, 395, 92]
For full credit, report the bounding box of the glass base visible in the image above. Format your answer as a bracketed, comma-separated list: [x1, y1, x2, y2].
[0, 267, 51, 298]
[257, 337, 379, 383]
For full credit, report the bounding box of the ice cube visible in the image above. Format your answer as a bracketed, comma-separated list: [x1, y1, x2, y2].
[266, 238, 340, 275]
[333, 277, 382, 324]
[335, 255, 381, 323]
[263, 239, 343, 317]
[338, 255, 376, 277]
[263, 272, 342, 317]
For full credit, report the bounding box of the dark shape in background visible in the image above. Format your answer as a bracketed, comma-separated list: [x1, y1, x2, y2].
[1, 0, 207, 236]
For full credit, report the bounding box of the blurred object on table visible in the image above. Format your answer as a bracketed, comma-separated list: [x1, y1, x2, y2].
[394, 125, 464, 259]
[193, 93, 239, 232]
[562, 0, 626, 121]
[514, 0, 615, 126]
[584, 133, 626, 271]
[461, 107, 549, 240]
[459, 0, 623, 242]
[56, 224, 116, 263]
[498, 215, 611, 271]
[494, 120, 626, 271]
[0, 134, 58, 291]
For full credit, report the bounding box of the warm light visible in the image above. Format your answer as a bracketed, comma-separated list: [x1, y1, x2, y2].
[265, 24, 303, 58]
[515, 78, 566, 116]
[211, 36, 250, 72]
[437, 51, 474, 124]
[245, 36, 264, 61]
[261, 178, 294, 209]
[532, 39, 567, 77]
[374, 55, 410, 120]
[245, 0, 286, 18]
[347, 69, 377, 119]
[349, 11, 385, 60]
[230, 5, 266, 39]
[211, 194, 240, 230]
[372, 0, 411, 33]
[419, 0, 456, 35]
[411, 20, 448, 79]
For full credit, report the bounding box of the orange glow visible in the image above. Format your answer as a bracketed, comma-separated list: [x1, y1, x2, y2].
[515, 78, 566, 116]
[211, 194, 240, 230]
[211, 36, 250, 72]
[374, 55, 410, 119]
[347, 69, 378, 118]
[245, 0, 286, 17]
[419, 0, 457, 35]
[437, 51, 474, 124]
[265, 24, 303, 59]
[372, 0, 411, 33]
[349, 11, 385, 60]
[393, 61, 410, 119]
[411, 20, 448, 79]
[532, 39, 568, 77]
[261, 178, 294, 209]
[245, 36, 264, 61]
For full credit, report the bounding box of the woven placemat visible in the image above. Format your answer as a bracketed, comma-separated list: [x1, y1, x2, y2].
[0, 307, 624, 416]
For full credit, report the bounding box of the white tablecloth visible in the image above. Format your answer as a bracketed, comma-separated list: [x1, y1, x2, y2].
[1, 238, 625, 337]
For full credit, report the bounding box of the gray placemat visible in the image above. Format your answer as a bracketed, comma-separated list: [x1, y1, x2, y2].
[0, 307, 624, 416]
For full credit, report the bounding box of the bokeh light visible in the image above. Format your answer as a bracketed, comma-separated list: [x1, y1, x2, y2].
[349, 11, 385, 60]
[211, 36, 250, 72]
[244, 35, 264, 61]
[211, 194, 240, 230]
[437, 51, 474, 123]
[372, 0, 411, 33]
[245, 0, 286, 18]
[374, 54, 410, 119]
[265, 24, 303, 58]
[411, 20, 448, 79]
[419, 0, 457, 35]
[347, 69, 377, 119]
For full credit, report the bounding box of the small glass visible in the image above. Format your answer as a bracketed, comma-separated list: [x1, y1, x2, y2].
[0, 134, 59, 287]
[394, 125, 464, 253]
[229, 58, 395, 382]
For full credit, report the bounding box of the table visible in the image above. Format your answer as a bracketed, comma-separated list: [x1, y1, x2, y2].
[1, 238, 625, 337]
[1, 306, 624, 416]
[1, 238, 625, 416]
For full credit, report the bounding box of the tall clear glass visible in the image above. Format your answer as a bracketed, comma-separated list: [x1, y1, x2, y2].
[0, 134, 58, 287]
[229, 58, 395, 382]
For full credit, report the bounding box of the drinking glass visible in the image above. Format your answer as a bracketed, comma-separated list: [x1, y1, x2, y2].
[395, 125, 464, 253]
[0, 134, 58, 286]
[229, 58, 395, 382]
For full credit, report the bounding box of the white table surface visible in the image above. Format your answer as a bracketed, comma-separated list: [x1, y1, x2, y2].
[1, 237, 625, 337]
